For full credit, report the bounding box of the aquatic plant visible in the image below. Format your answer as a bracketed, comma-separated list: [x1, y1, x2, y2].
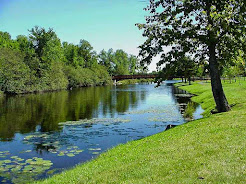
[23, 132, 85, 157]
[59, 118, 131, 126]
[0, 151, 10, 158]
[0, 156, 53, 183]
[125, 105, 180, 115]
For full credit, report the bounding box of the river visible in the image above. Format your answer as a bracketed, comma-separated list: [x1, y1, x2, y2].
[0, 81, 203, 183]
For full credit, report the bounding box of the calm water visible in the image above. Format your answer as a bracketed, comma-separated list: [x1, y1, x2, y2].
[0, 82, 203, 183]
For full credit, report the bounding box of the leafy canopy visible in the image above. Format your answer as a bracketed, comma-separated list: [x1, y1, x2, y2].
[137, 0, 246, 67]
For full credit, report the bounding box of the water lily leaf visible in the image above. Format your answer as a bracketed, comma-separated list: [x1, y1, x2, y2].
[11, 156, 19, 159]
[88, 148, 101, 151]
[58, 152, 65, 156]
[75, 150, 83, 153]
[3, 160, 12, 164]
[59, 118, 131, 126]
[66, 153, 75, 157]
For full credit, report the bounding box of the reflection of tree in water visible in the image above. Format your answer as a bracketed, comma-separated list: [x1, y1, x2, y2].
[34, 144, 57, 155]
[116, 91, 130, 113]
[0, 85, 147, 140]
[171, 85, 198, 119]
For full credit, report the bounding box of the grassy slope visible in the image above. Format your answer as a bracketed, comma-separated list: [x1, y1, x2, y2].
[38, 80, 246, 184]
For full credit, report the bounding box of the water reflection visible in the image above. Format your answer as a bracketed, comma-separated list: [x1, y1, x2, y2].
[0, 82, 203, 183]
[0, 85, 146, 141]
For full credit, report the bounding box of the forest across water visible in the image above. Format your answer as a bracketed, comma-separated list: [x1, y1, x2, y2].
[0, 27, 149, 94]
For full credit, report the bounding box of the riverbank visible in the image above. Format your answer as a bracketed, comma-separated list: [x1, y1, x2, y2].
[38, 81, 246, 183]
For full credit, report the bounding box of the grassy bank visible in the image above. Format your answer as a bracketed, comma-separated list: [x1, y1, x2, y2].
[38, 81, 246, 184]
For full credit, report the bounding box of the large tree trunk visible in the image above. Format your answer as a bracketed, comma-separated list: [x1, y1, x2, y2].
[209, 45, 230, 112]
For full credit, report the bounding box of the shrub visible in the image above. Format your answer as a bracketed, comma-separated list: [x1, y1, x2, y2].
[0, 48, 34, 93]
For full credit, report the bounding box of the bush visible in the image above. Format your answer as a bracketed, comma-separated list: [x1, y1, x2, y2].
[0, 48, 112, 94]
[91, 65, 112, 85]
[0, 48, 34, 93]
[33, 61, 68, 92]
[64, 65, 112, 88]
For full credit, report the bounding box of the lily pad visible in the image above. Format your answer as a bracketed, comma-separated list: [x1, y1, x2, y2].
[66, 153, 75, 157]
[88, 148, 101, 151]
[58, 152, 65, 156]
[59, 118, 131, 126]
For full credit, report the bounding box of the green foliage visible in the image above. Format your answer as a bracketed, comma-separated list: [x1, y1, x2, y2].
[98, 48, 140, 75]
[119, 79, 154, 85]
[0, 27, 141, 94]
[29, 26, 58, 60]
[137, 0, 246, 112]
[0, 31, 19, 50]
[222, 52, 246, 80]
[63, 42, 84, 67]
[114, 49, 130, 75]
[0, 156, 53, 183]
[64, 64, 112, 88]
[156, 56, 198, 85]
[90, 65, 112, 85]
[137, 0, 246, 67]
[78, 39, 97, 68]
[0, 48, 33, 93]
[36, 61, 68, 91]
[16, 35, 35, 55]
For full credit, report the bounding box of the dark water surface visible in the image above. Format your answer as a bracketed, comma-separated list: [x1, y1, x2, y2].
[0, 82, 203, 183]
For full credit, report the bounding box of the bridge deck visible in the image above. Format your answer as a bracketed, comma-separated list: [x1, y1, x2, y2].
[112, 74, 157, 81]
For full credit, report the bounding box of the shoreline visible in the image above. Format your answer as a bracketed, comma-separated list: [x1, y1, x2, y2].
[1, 79, 156, 96]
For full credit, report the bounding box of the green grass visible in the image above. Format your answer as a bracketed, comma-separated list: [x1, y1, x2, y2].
[37, 80, 246, 184]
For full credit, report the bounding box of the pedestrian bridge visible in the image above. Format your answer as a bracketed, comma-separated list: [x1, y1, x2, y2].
[112, 74, 157, 81]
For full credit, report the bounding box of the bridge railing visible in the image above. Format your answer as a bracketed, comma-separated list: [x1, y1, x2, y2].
[112, 74, 157, 81]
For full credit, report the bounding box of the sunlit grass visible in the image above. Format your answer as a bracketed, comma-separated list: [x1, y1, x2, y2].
[37, 80, 246, 184]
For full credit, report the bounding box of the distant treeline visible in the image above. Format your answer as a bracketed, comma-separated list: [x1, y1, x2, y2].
[0, 26, 147, 94]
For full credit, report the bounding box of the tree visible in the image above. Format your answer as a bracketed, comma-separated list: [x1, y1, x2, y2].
[78, 39, 97, 68]
[128, 55, 138, 75]
[107, 48, 117, 74]
[223, 53, 246, 82]
[156, 56, 197, 84]
[178, 57, 197, 84]
[0, 31, 19, 50]
[137, 0, 246, 112]
[16, 35, 33, 54]
[0, 48, 33, 93]
[99, 49, 112, 74]
[114, 49, 130, 75]
[29, 26, 58, 60]
[29, 26, 64, 77]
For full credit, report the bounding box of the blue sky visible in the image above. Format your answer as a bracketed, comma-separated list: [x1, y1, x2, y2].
[0, 0, 159, 71]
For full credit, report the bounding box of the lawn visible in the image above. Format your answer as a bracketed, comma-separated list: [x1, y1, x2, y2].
[37, 80, 246, 184]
